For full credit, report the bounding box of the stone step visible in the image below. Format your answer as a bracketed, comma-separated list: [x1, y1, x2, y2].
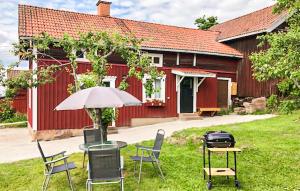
[179, 113, 202, 121]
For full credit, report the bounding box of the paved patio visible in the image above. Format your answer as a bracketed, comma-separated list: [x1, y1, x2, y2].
[0, 114, 275, 163]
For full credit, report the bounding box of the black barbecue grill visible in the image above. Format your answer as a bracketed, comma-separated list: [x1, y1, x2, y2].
[202, 131, 241, 190]
[203, 131, 235, 148]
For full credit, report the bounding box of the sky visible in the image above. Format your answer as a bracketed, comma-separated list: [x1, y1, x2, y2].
[0, 0, 276, 68]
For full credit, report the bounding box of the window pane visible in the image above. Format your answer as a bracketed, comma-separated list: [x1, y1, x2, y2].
[103, 82, 110, 87]
[154, 79, 161, 99]
[153, 57, 160, 64]
[76, 50, 84, 58]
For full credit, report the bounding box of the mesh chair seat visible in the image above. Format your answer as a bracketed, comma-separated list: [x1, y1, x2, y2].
[130, 156, 155, 162]
[51, 162, 76, 174]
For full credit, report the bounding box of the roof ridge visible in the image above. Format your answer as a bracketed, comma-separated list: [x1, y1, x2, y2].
[212, 4, 277, 28]
[18, 4, 218, 35]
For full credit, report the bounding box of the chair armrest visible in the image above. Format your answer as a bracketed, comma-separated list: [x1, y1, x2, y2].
[135, 145, 160, 152]
[45, 151, 66, 159]
[45, 156, 69, 165]
[135, 144, 152, 150]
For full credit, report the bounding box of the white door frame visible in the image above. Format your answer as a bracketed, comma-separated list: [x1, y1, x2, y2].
[103, 76, 117, 126]
[176, 76, 198, 113]
[217, 77, 232, 107]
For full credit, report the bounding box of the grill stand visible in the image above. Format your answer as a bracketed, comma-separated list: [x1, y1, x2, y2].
[202, 142, 241, 190]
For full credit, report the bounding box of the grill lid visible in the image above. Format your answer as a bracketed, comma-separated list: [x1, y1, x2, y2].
[203, 131, 235, 148]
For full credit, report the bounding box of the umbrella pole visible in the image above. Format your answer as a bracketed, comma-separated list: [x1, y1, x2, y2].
[95, 108, 104, 144]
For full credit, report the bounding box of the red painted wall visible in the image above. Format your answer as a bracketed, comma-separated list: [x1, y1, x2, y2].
[35, 56, 237, 130]
[12, 91, 27, 114]
[36, 60, 178, 130]
[197, 78, 218, 108]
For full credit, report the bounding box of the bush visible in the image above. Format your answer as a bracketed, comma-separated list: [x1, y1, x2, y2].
[267, 94, 279, 112]
[2, 113, 27, 123]
[0, 99, 15, 122]
[278, 99, 300, 114]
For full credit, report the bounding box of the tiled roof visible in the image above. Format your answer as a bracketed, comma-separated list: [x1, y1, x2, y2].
[18, 4, 242, 58]
[210, 5, 288, 41]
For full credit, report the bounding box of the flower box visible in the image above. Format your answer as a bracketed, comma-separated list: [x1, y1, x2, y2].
[144, 100, 165, 107]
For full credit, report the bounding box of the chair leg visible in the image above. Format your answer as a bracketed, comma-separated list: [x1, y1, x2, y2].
[66, 169, 75, 191]
[120, 178, 124, 191]
[43, 175, 51, 191]
[42, 175, 47, 191]
[155, 161, 165, 180]
[151, 161, 159, 175]
[138, 158, 143, 183]
[82, 152, 86, 168]
[134, 161, 137, 176]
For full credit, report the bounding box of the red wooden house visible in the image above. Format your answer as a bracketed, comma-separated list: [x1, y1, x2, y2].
[0, 69, 28, 114]
[18, 1, 285, 139]
[211, 5, 288, 97]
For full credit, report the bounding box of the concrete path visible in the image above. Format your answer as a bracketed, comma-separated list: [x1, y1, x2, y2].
[0, 114, 275, 163]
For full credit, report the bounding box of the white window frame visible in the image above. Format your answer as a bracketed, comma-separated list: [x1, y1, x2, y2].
[142, 75, 166, 103]
[147, 53, 163, 67]
[74, 50, 89, 62]
[217, 77, 232, 107]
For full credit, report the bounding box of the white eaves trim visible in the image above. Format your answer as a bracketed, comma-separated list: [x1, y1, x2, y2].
[171, 70, 216, 78]
[142, 47, 243, 58]
[20, 37, 243, 58]
[218, 13, 289, 43]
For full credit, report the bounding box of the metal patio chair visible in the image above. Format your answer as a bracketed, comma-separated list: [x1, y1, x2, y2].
[130, 129, 165, 183]
[82, 127, 102, 168]
[86, 145, 124, 191]
[37, 140, 76, 191]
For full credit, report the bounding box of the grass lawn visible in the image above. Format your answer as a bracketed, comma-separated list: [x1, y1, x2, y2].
[0, 112, 300, 191]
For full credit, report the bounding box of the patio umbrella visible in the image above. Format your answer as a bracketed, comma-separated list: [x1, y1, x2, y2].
[55, 87, 142, 142]
[55, 87, 141, 110]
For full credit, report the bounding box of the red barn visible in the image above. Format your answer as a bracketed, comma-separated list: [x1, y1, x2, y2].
[18, 1, 246, 140]
[210, 5, 288, 97]
[6, 69, 28, 114]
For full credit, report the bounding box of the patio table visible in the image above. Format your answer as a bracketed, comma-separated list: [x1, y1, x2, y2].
[79, 141, 127, 152]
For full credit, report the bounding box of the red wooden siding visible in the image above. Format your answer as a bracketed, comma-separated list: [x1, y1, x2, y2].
[225, 35, 278, 97]
[36, 60, 178, 130]
[197, 78, 218, 108]
[12, 91, 27, 114]
[34, 50, 238, 130]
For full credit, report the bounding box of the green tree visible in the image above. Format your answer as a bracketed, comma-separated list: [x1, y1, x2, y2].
[194, 15, 218, 30]
[5, 31, 162, 140]
[250, 1, 300, 98]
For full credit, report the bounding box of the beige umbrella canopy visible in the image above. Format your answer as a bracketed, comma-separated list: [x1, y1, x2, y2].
[55, 87, 142, 142]
[55, 87, 142, 110]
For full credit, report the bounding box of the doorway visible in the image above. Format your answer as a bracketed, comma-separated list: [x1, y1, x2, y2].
[180, 77, 194, 113]
[217, 79, 229, 108]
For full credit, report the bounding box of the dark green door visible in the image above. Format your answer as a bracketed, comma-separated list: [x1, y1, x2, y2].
[180, 77, 193, 113]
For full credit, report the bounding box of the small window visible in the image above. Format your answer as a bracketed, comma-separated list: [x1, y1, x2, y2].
[74, 50, 89, 61]
[143, 75, 166, 102]
[147, 53, 163, 67]
[76, 50, 85, 59]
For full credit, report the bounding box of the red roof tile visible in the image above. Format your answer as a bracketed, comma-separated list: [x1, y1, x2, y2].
[210, 5, 288, 41]
[18, 4, 242, 58]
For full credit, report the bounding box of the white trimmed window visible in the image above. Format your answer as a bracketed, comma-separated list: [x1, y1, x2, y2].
[147, 53, 163, 67]
[74, 50, 89, 62]
[142, 75, 166, 103]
